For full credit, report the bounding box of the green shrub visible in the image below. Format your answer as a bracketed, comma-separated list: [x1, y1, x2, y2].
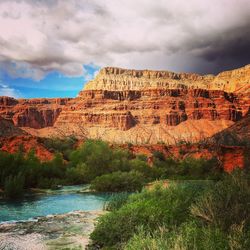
[65, 163, 88, 184]
[129, 159, 156, 180]
[191, 169, 250, 230]
[90, 171, 145, 192]
[37, 177, 65, 189]
[153, 157, 178, 176]
[153, 157, 221, 180]
[124, 223, 229, 250]
[153, 151, 165, 161]
[90, 170, 249, 249]
[4, 174, 25, 199]
[37, 177, 53, 189]
[104, 192, 130, 211]
[136, 154, 148, 162]
[125, 222, 250, 250]
[69, 140, 132, 181]
[43, 136, 77, 160]
[111, 149, 132, 170]
[90, 183, 204, 248]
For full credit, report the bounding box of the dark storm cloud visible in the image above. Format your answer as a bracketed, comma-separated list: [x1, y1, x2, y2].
[186, 22, 250, 74]
[0, 0, 249, 80]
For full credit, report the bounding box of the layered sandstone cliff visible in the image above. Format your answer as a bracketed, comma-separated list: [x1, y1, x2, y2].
[53, 65, 250, 143]
[0, 97, 71, 129]
[0, 65, 249, 144]
[84, 64, 250, 93]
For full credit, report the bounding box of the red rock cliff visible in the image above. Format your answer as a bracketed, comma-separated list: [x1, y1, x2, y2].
[0, 97, 71, 129]
[0, 65, 249, 144]
[53, 65, 250, 143]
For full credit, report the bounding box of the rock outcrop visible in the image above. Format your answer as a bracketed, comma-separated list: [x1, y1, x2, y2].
[56, 89, 246, 129]
[0, 116, 26, 137]
[84, 64, 250, 93]
[0, 97, 71, 129]
[53, 65, 250, 143]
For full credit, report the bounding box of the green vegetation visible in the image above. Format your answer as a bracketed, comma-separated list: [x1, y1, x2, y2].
[124, 223, 230, 250]
[104, 192, 130, 211]
[42, 136, 77, 160]
[90, 170, 250, 249]
[153, 155, 222, 180]
[190, 170, 250, 230]
[0, 139, 224, 198]
[4, 174, 25, 199]
[91, 171, 145, 192]
[1, 137, 249, 248]
[0, 149, 67, 198]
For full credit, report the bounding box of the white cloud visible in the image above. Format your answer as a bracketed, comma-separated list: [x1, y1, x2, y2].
[0, 81, 20, 98]
[0, 0, 249, 80]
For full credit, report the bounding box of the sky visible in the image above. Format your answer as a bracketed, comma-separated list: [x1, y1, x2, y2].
[0, 0, 249, 98]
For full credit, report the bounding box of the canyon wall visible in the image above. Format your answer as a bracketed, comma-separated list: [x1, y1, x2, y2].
[0, 64, 249, 144]
[54, 65, 250, 143]
[0, 97, 71, 129]
[84, 64, 250, 93]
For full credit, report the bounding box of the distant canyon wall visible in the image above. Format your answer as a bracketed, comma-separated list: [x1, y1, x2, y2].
[0, 97, 71, 129]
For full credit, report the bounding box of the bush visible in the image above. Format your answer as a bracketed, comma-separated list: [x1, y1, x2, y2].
[129, 159, 156, 180]
[90, 183, 205, 248]
[104, 192, 130, 211]
[153, 157, 178, 176]
[136, 154, 148, 162]
[153, 151, 165, 161]
[65, 163, 87, 184]
[153, 157, 221, 180]
[69, 140, 132, 181]
[90, 171, 145, 192]
[191, 169, 250, 230]
[125, 221, 250, 250]
[43, 136, 77, 160]
[37, 177, 65, 189]
[179, 157, 220, 178]
[4, 174, 25, 199]
[124, 223, 229, 250]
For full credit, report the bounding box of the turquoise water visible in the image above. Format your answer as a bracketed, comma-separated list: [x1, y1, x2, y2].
[0, 185, 110, 223]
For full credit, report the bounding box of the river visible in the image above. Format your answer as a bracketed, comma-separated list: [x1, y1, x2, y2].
[0, 185, 110, 249]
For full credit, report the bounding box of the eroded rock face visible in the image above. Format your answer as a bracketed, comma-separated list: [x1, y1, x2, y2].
[0, 65, 249, 144]
[55, 88, 248, 130]
[0, 116, 26, 137]
[84, 64, 250, 93]
[53, 65, 250, 143]
[0, 97, 71, 129]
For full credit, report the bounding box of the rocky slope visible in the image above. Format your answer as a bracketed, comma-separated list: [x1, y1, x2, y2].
[212, 110, 250, 144]
[0, 135, 54, 161]
[0, 116, 26, 137]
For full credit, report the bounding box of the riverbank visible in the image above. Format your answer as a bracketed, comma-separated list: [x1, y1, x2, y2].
[0, 185, 109, 223]
[0, 210, 105, 250]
